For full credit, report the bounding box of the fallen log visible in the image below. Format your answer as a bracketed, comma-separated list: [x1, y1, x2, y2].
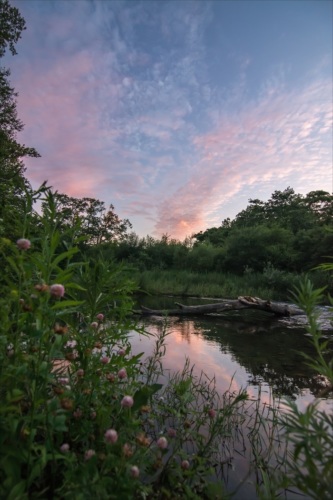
[135, 296, 305, 317]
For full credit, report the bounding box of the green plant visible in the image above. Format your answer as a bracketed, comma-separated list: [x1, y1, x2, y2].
[0, 188, 252, 499]
[256, 276, 333, 499]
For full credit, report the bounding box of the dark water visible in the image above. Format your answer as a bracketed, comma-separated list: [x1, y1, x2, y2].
[130, 295, 333, 499]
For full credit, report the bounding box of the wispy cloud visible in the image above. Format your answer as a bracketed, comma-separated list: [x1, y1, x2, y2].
[8, 0, 332, 238]
[155, 76, 332, 238]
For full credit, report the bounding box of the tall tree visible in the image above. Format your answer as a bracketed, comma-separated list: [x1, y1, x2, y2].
[0, 0, 39, 238]
[44, 193, 132, 245]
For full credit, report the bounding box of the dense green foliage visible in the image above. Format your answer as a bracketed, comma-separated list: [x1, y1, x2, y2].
[0, 188, 251, 499]
[0, 0, 40, 240]
[194, 187, 333, 273]
[1, 3, 332, 498]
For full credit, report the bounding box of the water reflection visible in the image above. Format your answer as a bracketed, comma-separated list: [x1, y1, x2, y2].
[130, 300, 332, 499]
[131, 309, 332, 401]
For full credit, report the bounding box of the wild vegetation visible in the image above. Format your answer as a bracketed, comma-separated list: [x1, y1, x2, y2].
[0, 1, 332, 498]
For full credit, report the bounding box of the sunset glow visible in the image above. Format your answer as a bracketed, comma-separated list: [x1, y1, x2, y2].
[6, 0, 332, 238]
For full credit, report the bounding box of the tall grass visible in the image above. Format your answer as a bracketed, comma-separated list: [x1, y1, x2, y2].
[132, 268, 304, 300]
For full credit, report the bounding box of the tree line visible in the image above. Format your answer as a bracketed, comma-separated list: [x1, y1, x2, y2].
[1, 0, 332, 282]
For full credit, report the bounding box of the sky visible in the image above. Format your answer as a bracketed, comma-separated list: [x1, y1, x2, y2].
[5, 0, 333, 239]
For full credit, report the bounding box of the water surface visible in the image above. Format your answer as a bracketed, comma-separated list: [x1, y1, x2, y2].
[129, 295, 332, 498]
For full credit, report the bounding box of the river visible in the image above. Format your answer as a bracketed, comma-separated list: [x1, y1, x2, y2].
[129, 295, 333, 499]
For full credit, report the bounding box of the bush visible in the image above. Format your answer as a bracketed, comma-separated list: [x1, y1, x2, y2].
[0, 188, 248, 499]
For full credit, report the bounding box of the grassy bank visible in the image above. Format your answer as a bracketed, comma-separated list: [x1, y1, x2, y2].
[131, 267, 331, 301]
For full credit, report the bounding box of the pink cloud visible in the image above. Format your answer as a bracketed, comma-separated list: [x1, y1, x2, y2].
[154, 78, 332, 239]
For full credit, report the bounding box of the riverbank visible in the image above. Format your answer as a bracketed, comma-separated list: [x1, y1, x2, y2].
[131, 268, 330, 302]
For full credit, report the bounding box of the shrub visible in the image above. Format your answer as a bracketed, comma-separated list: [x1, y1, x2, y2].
[0, 188, 248, 499]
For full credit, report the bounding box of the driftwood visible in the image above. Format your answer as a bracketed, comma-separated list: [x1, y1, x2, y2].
[135, 296, 305, 317]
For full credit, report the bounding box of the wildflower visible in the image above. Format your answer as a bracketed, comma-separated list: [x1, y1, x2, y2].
[73, 408, 83, 419]
[60, 443, 70, 453]
[123, 443, 133, 458]
[118, 348, 125, 356]
[104, 429, 118, 444]
[61, 398, 74, 410]
[167, 428, 177, 438]
[181, 460, 190, 470]
[101, 356, 110, 365]
[130, 465, 140, 478]
[90, 410, 96, 420]
[53, 323, 68, 335]
[84, 449, 96, 461]
[76, 369, 84, 377]
[106, 373, 115, 383]
[118, 368, 127, 379]
[208, 408, 216, 419]
[121, 395, 134, 408]
[140, 405, 151, 414]
[65, 350, 78, 361]
[96, 313, 104, 321]
[34, 283, 49, 292]
[58, 377, 70, 386]
[65, 340, 77, 348]
[157, 437, 168, 450]
[17, 238, 31, 250]
[50, 284, 65, 298]
[90, 322, 98, 329]
[136, 432, 151, 447]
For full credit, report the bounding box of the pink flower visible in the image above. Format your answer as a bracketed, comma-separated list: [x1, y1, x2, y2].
[118, 348, 125, 356]
[84, 449, 96, 461]
[90, 322, 98, 329]
[104, 429, 118, 444]
[50, 284, 65, 298]
[65, 340, 77, 348]
[157, 437, 168, 449]
[96, 313, 104, 321]
[167, 428, 177, 438]
[90, 411, 96, 420]
[58, 377, 70, 386]
[101, 356, 110, 365]
[73, 408, 83, 419]
[17, 238, 31, 250]
[118, 368, 127, 379]
[181, 460, 190, 470]
[76, 369, 84, 377]
[121, 395, 134, 408]
[208, 408, 216, 419]
[60, 443, 70, 453]
[130, 465, 140, 478]
[106, 373, 115, 383]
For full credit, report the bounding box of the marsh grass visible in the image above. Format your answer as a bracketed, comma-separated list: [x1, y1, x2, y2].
[133, 269, 294, 300]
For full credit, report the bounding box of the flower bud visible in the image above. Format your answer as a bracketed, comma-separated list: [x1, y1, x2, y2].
[167, 427, 177, 438]
[208, 408, 216, 419]
[104, 429, 118, 444]
[121, 395, 134, 408]
[181, 460, 190, 470]
[157, 437, 168, 449]
[50, 284, 65, 298]
[118, 368, 127, 379]
[130, 465, 140, 478]
[17, 238, 31, 250]
[84, 449, 96, 460]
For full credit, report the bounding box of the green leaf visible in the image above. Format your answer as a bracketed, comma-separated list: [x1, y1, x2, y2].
[51, 300, 84, 310]
[132, 383, 163, 411]
[7, 481, 26, 500]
